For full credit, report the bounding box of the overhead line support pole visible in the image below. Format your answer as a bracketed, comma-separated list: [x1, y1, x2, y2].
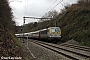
[22, 16, 52, 43]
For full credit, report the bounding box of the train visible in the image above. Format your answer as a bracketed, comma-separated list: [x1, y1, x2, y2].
[15, 27, 61, 41]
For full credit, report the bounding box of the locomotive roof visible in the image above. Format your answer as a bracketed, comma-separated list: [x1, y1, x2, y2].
[48, 27, 60, 29]
[39, 27, 60, 31]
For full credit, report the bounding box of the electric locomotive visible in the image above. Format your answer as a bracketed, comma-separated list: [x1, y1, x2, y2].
[29, 27, 61, 40]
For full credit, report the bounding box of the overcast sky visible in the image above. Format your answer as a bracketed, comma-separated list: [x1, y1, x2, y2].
[9, 0, 78, 26]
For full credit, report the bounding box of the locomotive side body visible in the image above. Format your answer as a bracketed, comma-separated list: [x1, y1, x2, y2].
[39, 29, 49, 38]
[38, 27, 61, 40]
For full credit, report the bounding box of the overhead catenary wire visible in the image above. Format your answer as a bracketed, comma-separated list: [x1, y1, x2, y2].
[24, 0, 64, 23]
[24, 0, 28, 17]
[51, 0, 64, 19]
[42, 0, 63, 17]
[29, 0, 36, 15]
[41, 0, 65, 27]
[50, 0, 63, 11]
[46, 0, 58, 11]
[24, 0, 38, 22]
[42, 0, 58, 16]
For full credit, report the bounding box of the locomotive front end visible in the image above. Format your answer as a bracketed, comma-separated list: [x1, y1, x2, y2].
[49, 27, 61, 39]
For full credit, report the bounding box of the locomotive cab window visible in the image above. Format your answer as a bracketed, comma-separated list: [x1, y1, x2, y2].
[55, 28, 60, 32]
[52, 28, 60, 32]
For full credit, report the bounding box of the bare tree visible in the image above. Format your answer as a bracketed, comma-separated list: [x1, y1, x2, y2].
[78, 0, 90, 3]
[0, 0, 16, 32]
[40, 10, 58, 22]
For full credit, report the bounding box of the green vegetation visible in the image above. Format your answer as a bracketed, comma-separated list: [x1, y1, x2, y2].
[8, 31, 22, 47]
[19, 0, 90, 47]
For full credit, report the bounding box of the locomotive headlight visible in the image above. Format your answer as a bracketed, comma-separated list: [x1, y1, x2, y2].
[50, 34, 53, 37]
[50, 36, 52, 37]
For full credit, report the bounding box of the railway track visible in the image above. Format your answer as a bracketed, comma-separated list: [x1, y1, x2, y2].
[30, 40, 90, 60]
[60, 43, 90, 52]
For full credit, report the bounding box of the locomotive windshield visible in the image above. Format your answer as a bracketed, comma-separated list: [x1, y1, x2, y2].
[52, 28, 60, 32]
